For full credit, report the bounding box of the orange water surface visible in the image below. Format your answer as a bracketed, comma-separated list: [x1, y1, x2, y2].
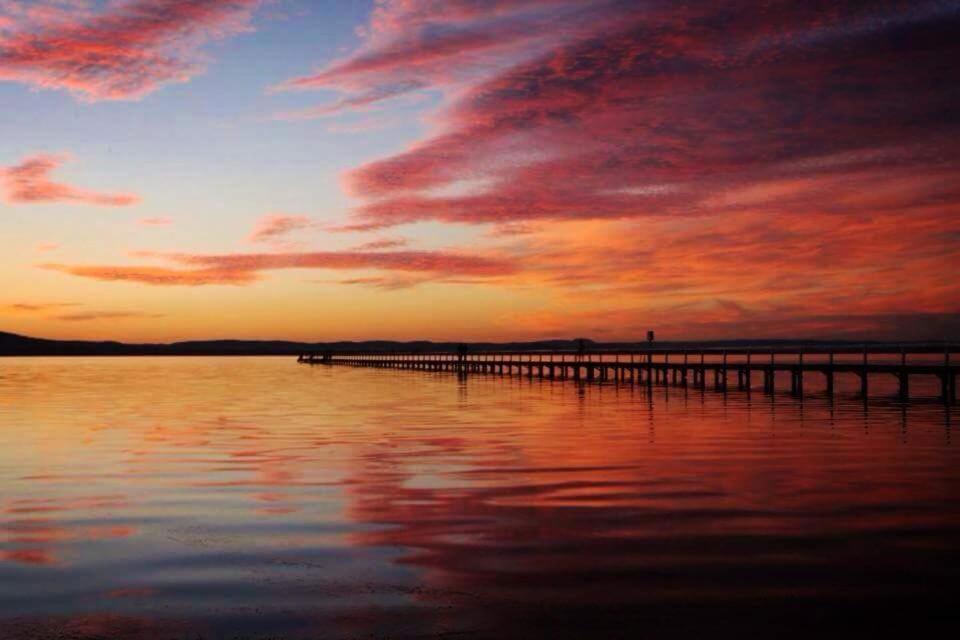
[1, 357, 958, 639]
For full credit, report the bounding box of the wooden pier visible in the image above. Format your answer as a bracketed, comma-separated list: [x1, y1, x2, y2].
[298, 346, 959, 403]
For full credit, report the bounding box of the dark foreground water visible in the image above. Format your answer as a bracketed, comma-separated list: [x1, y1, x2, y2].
[1, 357, 958, 639]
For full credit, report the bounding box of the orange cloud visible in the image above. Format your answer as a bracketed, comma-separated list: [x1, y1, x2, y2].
[490, 205, 960, 340]
[56, 311, 164, 322]
[40, 264, 258, 286]
[3, 302, 81, 313]
[260, 0, 960, 340]
[2, 153, 139, 206]
[41, 248, 518, 287]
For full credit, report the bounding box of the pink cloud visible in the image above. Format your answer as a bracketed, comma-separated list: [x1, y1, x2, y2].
[352, 237, 409, 251]
[275, 0, 597, 113]
[284, 1, 960, 340]
[322, 116, 407, 134]
[277, 0, 960, 243]
[2, 153, 139, 206]
[41, 248, 518, 287]
[321, 275, 486, 291]
[157, 249, 516, 277]
[294, 4, 960, 339]
[35, 242, 61, 252]
[331, 275, 435, 290]
[247, 214, 315, 244]
[0, 0, 261, 101]
[273, 80, 428, 120]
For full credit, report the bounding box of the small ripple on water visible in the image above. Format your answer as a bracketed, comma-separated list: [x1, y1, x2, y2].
[0, 357, 957, 639]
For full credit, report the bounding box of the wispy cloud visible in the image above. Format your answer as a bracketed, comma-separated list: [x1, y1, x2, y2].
[322, 116, 406, 134]
[247, 214, 316, 244]
[352, 237, 408, 251]
[41, 248, 518, 287]
[485, 223, 541, 238]
[278, 0, 960, 237]
[331, 275, 433, 290]
[273, 80, 428, 120]
[502, 306, 960, 343]
[138, 217, 173, 226]
[263, 0, 960, 338]
[3, 302, 81, 313]
[273, 0, 590, 121]
[55, 310, 164, 322]
[2, 154, 139, 206]
[0, 0, 262, 101]
[492, 206, 960, 339]
[40, 264, 258, 287]
[2, 301, 160, 323]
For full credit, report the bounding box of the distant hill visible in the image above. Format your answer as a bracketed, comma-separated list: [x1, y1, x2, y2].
[0, 331, 597, 356]
[0, 331, 942, 357]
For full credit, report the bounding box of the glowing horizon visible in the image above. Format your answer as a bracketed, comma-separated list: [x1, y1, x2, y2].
[2, 0, 959, 343]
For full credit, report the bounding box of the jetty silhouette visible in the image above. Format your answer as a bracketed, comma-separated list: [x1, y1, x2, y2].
[301, 344, 959, 404]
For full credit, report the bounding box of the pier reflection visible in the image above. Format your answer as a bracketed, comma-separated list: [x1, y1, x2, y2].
[1, 357, 958, 639]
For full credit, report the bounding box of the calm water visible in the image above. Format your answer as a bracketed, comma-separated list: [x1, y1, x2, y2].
[1, 357, 958, 639]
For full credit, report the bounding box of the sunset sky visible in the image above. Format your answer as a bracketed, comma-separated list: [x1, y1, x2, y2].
[1, 0, 958, 343]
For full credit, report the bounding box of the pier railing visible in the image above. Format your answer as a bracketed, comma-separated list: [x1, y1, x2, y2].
[298, 345, 959, 403]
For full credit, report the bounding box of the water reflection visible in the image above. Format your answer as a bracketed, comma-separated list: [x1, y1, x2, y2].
[0, 357, 958, 639]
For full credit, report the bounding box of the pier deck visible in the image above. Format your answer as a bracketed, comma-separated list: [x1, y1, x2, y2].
[299, 347, 959, 403]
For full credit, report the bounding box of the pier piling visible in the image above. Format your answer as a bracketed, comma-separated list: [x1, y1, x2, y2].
[298, 345, 959, 404]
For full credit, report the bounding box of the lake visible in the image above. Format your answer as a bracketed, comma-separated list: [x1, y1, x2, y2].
[1, 357, 958, 638]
